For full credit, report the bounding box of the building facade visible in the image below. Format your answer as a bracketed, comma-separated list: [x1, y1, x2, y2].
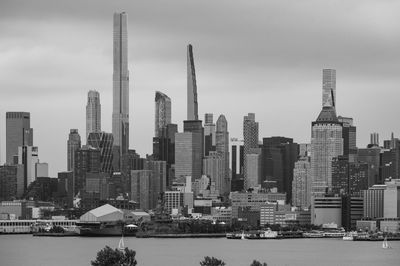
[187, 44, 198, 120]
[216, 115, 230, 195]
[86, 90, 101, 141]
[112, 12, 130, 158]
[292, 157, 311, 209]
[67, 129, 81, 172]
[154, 91, 171, 138]
[243, 113, 259, 189]
[6, 112, 33, 164]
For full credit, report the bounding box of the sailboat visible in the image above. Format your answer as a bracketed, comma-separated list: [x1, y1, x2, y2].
[118, 235, 125, 251]
[241, 231, 246, 240]
[382, 237, 391, 249]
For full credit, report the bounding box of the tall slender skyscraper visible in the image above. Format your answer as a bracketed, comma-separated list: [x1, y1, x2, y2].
[155, 91, 171, 137]
[187, 44, 198, 120]
[216, 115, 230, 195]
[6, 112, 33, 164]
[322, 69, 336, 107]
[86, 90, 101, 141]
[67, 129, 81, 171]
[243, 113, 259, 188]
[112, 12, 129, 157]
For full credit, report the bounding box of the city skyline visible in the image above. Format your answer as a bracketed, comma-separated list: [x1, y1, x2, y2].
[0, 1, 399, 176]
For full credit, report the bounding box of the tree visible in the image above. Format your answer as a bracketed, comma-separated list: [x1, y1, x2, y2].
[91, 246, 137, 266]
[250, 260, 267, 266]
[200, 256, 226, 266]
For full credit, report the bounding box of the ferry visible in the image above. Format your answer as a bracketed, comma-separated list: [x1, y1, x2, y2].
[303, 230, 324, 238]
[0, 219, 77, 234]
[246, 229, 279, 240]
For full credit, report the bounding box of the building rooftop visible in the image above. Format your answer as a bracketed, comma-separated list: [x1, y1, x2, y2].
[315, 106, 339, 123]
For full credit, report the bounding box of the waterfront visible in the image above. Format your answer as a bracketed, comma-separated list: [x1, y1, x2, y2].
[0, 235, 399, 265]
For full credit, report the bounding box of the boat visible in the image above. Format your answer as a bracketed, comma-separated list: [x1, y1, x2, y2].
[118, 235, 125, 250]
[382, 237, 391, 249]
[246, 228, 279, 240]
[303, 230, 324, 238]
[241, 231, 246, 240]
[343, 231, 357, 241]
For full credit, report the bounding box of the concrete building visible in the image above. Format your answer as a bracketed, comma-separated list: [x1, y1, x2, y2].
[35, 162, 48, 178]
[231, 138, 244, 192]
[6, 112, 33, 164]
[130, 170, 152, 211]
[245, 149, 262, 189]
[311, 196, 342, 227]
[384, 179, 400, 218]
[230, 191, 286, 218]
[243, 113, 259, 189]
[203, 151, 223, 195]
[74, 146, 101, 196]
[187, 44, 198, 121]
[67, 129, 81, 172]
[292, 157, 311, 208]
[363, 184, 386, 219]
[216, 115, 230, 194]
[86, 90, 101, 141]
[154, 91, 171, 138]
[0, 165, 24, 200]
[112, 12, 130, 159]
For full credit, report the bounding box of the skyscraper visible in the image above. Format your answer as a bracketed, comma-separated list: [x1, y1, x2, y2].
[6, 112, 33, 164]
[87, 131, 114, 173]
[112, 12, 129, 157]
[243, 113, 259, 188]
[311, 109, 343, 196]
[175, 131, 202, 181]
[154, 91, 171, 137]
[338, 116, 357, 159]
[322, 69, 336, 107]
[216, 115, 230, 194]
[204, 113, 216, 156]
[67, 129, 81, 171]
[187, 44, 198, 120]
[86, 90, 101, 141]
[292, 157, 311, 209]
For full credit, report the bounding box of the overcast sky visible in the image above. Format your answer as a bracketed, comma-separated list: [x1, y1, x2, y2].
[0, 0, 399, 176]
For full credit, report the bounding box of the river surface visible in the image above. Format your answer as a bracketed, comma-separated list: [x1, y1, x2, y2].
[0, 235, 399, 266]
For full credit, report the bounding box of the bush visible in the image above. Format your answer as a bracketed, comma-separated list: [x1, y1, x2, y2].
[200, 256, 226, 266]
[91, 246, 137, 266]
[250, 260, 267, 266]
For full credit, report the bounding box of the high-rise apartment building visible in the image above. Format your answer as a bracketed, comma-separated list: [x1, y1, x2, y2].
[203, 151, 224, 195]
[245, 148, 262, 189]
[292, 157, 311, 209]
[87, 132, 114, 173]
[67, 129, 81, 171]
[74, 145, 101, 196]
[154, 91, 171, 138]
[216, 115, 230, 194]
[204, 113, 216, 156]
[243, 113, 259, 188]
[86, 90, 101, 141]
[6, 112, 33, 164]
[112, 12, 129, 158]
[358, 147, 381, 187]
[322, 69, 336, 107]
[187, 44, 198, 120]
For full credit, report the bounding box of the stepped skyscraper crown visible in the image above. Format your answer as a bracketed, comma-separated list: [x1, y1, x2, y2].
[112, 12, 129, 157]
[187, 44, 198, 120]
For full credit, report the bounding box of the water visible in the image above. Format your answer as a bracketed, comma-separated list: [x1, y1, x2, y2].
[0, 235, 399, 266]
